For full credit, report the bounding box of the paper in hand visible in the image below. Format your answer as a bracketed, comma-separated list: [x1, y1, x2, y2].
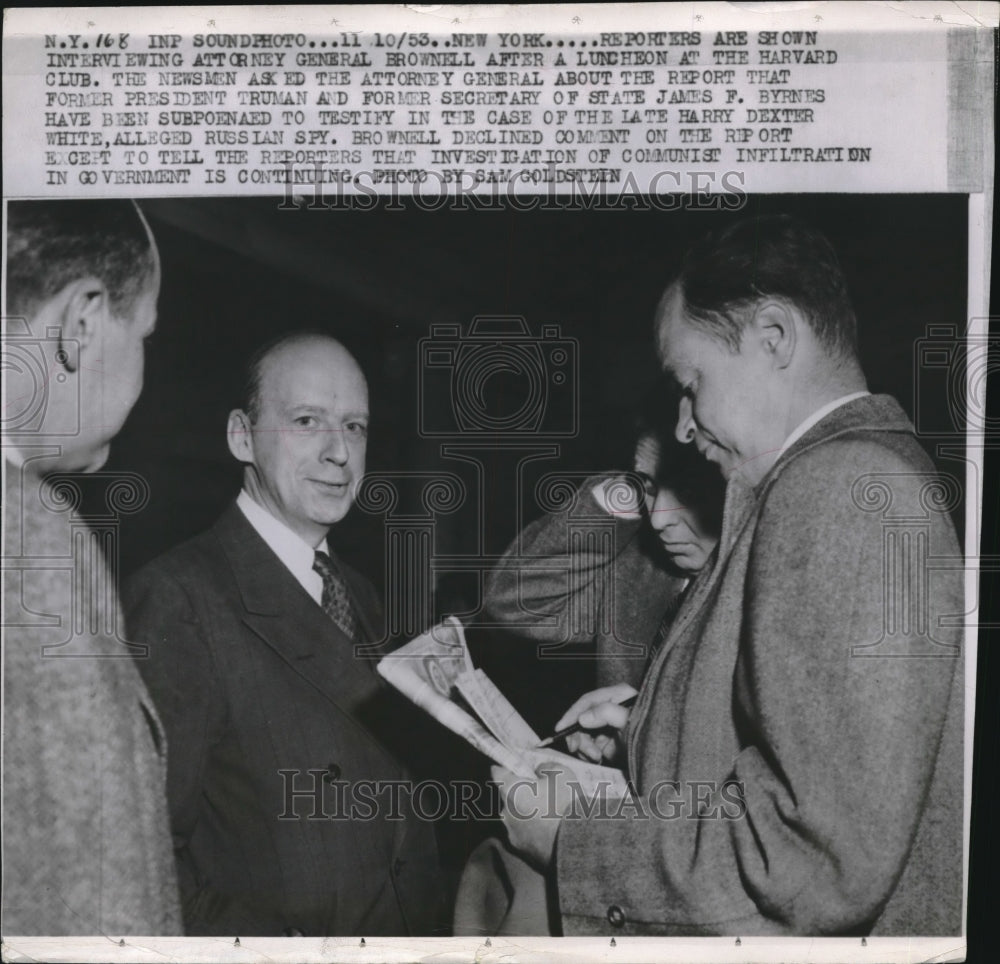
[378, 617, 627, 797]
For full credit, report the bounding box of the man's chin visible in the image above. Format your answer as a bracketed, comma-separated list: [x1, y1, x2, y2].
[713, 456, 737, 480]
[697, 443, 730, 477]
[80, 444, 111, 473]
[310, 495, 353, 526]
[667, 554, 701, 574]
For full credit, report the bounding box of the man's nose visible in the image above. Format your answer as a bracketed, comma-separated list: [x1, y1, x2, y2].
[675, 396, 695, 444]
[322, 428, 349, 464]
[648, 490, 680, 532]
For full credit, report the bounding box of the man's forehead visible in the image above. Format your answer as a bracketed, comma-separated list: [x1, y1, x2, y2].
[270, 374, 368, 407]
[261, 343, 367, 407]
[655, 294, 696, 373]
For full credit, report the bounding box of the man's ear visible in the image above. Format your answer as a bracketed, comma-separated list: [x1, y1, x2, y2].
[56, 278, 107, 372]
[227, 409, 255, 463]
[751, 299, 796, 370]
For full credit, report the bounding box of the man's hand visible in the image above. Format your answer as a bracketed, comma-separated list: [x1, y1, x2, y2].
[491, 761, 575, 872]
[557, 683, 638, 764]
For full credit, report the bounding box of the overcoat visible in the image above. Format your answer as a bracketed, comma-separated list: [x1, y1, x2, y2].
[556, 396, 964, 936]
[485, 476, 689, 690]
[3, 463, 182, 936]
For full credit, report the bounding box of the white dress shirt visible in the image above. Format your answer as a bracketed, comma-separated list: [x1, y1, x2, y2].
[236, 490, 326, 605]
[778, 391, 870, 458]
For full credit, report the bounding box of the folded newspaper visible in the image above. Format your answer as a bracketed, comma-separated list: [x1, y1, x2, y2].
[377, 616, 628, 799]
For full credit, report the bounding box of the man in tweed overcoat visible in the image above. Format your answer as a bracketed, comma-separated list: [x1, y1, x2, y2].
[3, 201, 181, 935]
[493, 216, 964, 937]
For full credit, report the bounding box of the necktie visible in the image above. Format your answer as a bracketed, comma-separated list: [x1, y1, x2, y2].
[312, 550, 360, 641]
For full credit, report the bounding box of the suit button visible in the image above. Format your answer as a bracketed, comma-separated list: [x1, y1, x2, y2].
[607, 905, 626, 928]
[283, 927, 305, 937]
[323, 762, 341, 783]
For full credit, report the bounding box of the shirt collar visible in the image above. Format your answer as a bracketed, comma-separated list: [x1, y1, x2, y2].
[237, 489, 329, 589]
[778, 391, 871, 458]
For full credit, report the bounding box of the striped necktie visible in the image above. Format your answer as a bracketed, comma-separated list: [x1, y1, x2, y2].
[312, 550, 359, 641]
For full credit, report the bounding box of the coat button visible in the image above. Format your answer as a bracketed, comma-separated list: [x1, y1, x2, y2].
[607, 904, 626, 928]
[323, 762, 341, 783]
[283, 927, 305, 937]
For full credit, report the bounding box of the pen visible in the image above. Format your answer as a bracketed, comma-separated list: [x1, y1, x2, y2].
[535, 693, 638, 749]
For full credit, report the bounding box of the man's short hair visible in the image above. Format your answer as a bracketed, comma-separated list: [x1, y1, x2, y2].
[6, 200, 156, 319]
[674, 214, 858, 359]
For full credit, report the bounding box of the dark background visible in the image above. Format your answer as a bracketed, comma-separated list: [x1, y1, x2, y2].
[108, 193, 969, 577]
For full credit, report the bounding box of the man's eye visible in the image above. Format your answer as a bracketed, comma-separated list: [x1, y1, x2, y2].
[294, 416, 316, 428]
[345, 422, 368, 437]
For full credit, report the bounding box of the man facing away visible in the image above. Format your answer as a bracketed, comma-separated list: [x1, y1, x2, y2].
[492, 215, 965, 937]
[123, 332, 443, 936]
[2, 201, 181, 935]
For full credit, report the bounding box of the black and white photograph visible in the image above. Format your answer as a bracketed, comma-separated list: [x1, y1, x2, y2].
[1, 5, 994, 963]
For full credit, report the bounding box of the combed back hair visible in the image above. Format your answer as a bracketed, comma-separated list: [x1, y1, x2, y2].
[675, 214, 858, 359]
[6, 200, 156, 319]
[242, 330, 358, 424]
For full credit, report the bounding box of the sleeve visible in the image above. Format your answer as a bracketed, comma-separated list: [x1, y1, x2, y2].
[555, 441, 964, 935]
[122, 562, 228, 887]
[484, 474, 646, 644]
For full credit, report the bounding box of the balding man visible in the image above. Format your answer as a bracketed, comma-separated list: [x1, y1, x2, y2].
[492, 216, 964, 937]
[123, 333, 442, 936]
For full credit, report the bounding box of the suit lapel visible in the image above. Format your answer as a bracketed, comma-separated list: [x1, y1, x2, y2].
[212, 504, 380, 718]
[624, 394, 920, 782]
[633, 395, 908, 680]
[656, 474, 756, 654]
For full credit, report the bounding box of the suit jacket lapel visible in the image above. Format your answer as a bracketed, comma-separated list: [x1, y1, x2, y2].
[637, 394, 910, 668]
[658, 474, 756, 651]
[212, 504, 379, 718]
[625, 393, 919, 781]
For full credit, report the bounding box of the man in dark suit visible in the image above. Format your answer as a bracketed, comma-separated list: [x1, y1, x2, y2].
[124, 333, 442, 936]
[492, 216, 964, 936]
[3, 201, 181, 935]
